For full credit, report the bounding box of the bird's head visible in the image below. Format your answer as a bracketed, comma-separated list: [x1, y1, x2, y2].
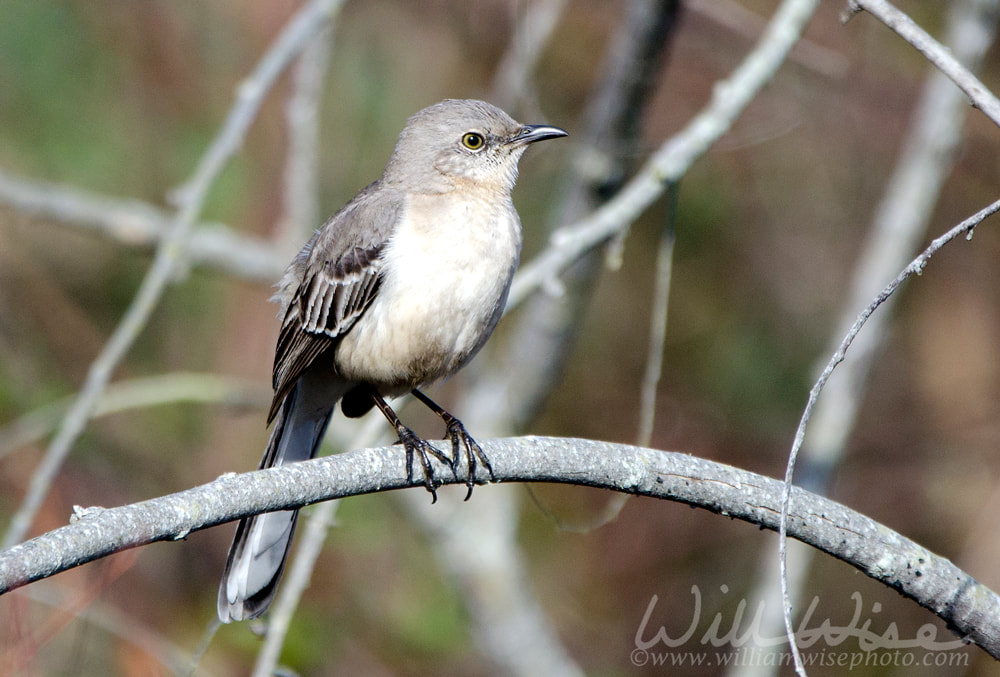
[384, 99, 567, 195]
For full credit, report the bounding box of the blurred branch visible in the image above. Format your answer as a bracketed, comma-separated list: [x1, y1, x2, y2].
[489, 0, 568, 113]
[0, 373, 268, 460]
[475, 0, 683, 434]
[845, 0, 1000, 127]
[0, 168, 283, 283]
[252, 501, 335, 677]
[687, 0, 848, 79]
[274, 22, 333, 258]
[249, 24, 335, 677]
[248, 418, 386, 677]
[429, 2, 683, 675]
[779, 198, 1000, 671]
[1, 436, 999, 659]
[508, 0, 822, 309]
[0, 0, 343, 549]
[401, 483, 583, 677]
[637, 207, 675, 448]
[731, 2, 1000, 674]
[16, 585, 202, 677]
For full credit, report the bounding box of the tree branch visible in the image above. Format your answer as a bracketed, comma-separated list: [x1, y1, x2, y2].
[0, 436, 997, 659]
[274, 20, 334, 259]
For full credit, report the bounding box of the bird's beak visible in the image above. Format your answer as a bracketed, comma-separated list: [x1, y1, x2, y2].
[511, 124, 568, 146]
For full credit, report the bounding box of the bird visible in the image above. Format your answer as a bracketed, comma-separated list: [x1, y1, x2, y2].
[218, 99, 567, 622]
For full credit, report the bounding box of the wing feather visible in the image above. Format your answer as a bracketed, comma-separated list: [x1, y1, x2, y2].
[267, 182, 403, 421]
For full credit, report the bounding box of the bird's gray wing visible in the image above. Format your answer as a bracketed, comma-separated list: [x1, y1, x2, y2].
[269, 181, 403, 421]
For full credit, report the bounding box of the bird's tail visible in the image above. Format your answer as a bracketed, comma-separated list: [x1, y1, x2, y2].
[217, 379, 340, 622]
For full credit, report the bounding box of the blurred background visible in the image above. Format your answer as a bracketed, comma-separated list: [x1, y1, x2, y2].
[1, 1, 999, 675]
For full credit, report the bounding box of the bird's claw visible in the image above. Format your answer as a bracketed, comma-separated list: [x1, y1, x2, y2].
[444, 418, 495, 501]
[398, 426, 452, 503]
[395, 418, 494, 502]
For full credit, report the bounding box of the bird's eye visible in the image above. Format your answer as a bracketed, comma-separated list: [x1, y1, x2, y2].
[461, 132, 485, 151]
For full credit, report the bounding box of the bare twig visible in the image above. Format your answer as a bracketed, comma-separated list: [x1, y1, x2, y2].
[845, 0, 1000, 127]
[778, 198, 1000, 673]
[402, 479, 583, 677]
[0, 0, 342, 549]
[2, 436, 999, 659]
[808, 0, 1000, 506]
[18, 585, 203, 677]
[248, 416, 384, 677]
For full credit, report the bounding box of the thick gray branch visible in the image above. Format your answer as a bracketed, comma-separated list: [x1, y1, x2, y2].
[0, 436, 996, 659]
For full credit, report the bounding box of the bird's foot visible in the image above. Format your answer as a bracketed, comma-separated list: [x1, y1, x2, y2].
[398, 426, 455, 503]
[442, 416, 496, 501]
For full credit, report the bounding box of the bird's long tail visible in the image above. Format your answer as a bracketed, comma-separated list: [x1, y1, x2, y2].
[217, 379, 339, 623]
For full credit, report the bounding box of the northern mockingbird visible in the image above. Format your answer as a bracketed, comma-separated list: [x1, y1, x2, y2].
[218, 99, 566, 622]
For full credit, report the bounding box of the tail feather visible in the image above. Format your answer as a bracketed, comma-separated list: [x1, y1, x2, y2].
[218, 380, 338, 623]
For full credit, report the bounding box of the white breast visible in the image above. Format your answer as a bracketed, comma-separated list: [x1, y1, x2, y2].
[334, 190, 522, 393]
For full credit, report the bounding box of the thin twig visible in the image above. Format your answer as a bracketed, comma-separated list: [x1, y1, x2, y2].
[18, 585, 203, 677]
[688, 0, 848, 79]
[2, 436, 999, 659]
[251, 502, 335, 677]
[846, 0, 1000, 127]
[778, 198, 1000, 674]
[401, 479, 584, 677]
[0, 0, 342, 549]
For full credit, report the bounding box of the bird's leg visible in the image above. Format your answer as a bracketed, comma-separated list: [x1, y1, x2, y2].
[411, 388, 495, 500]
[369, 389, 451, 503]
